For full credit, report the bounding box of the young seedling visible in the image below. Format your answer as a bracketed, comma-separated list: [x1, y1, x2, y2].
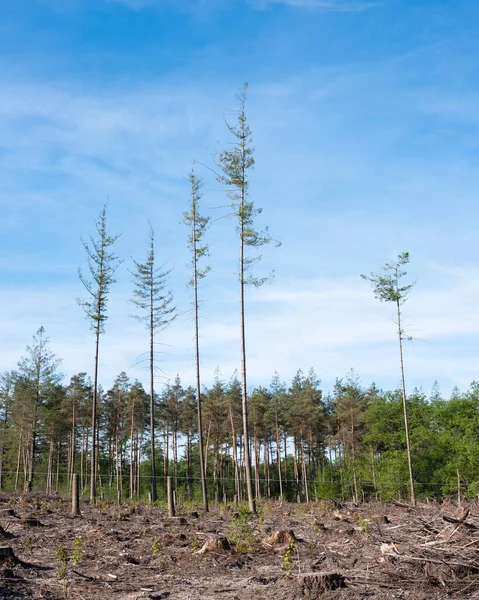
[71, 536, 83, 565]
[282, 540, 295, 569]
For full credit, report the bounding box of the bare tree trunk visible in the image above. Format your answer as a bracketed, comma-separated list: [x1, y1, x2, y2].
[254, 433, 261, 500]
[80, 429, 85, 490]
[164, 429, 169, 482]
[275, 415, 283, 501]
[192, 207, 208, 512]
[229, 409, 240, 500]
[397, 298, 415, 505]
[130, 394, 135, 499]
[15, 430, 23, 491]
[47, 435, 54, 494]
[293, 436, 300, 502]
[350, 405, 358, 504]
[56, 441, 61, 492]
[0, 405, 9, 491]
[91, 327, 100, 503]
[239, 190, 255, 514]
[149, 305, 157, 502]
[70, 399, 76, 486]
[213, 434, 219, 504]
[370, 443, 378, 501]
[300, 426, 309, 503]
[204, 420, 211, 476]
[185, 430, 190, 496]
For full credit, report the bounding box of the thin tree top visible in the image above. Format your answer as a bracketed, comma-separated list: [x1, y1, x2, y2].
[361, 252, 415, 305]
[77, 205, 122, 333]
[130, 225, 176, 332]
[181, 170, 211, 284]
[217, 83, 280, 286]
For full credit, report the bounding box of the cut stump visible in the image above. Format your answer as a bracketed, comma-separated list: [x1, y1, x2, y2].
[197, 537, 231, 554]
[22, 518, 43, 528]
[0, 547, 16, 564]
[263, 530, 296, 546]
[297, 571, 346, 598]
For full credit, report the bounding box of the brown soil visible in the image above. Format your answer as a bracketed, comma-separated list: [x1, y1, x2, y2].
[0, 494, 477, 599]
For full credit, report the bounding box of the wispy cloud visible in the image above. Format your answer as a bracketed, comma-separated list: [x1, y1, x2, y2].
[103, 0, 377, 11]
[104, 0, 228, 11]
[251, 0, 379, 11]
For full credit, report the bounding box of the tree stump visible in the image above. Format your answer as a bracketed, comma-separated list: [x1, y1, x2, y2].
[197, 537, 231, 554]
[0, 547, 16, 564]
[297, 571, 346, 597]
[263, 530, 296, 545]
[22, 517, 43, 528]
[0, 526, 14, 539]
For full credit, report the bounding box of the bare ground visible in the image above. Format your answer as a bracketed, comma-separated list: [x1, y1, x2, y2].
[0, 493, 478, 599]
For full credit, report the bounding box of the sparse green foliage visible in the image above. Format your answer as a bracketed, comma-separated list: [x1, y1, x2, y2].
[151, 539, 162, 554]
[56, 544, 68, 580]
[229, 505, 257, 552]
[191, 535, 200, 552]
[353, 515, 371, 537]
[282, 539, 295, 569]
[71, 536, 83, 566]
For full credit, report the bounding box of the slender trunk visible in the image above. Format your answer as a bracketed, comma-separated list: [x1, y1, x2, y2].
[15, 429, 23, 491]
[457, 468, 461, 507]
[70, 399, 76, 486]
[136, 430, 141, 497]
[213, 433, 219, 504]
[264, 437, 270, 498]
[164, 429, 169, 480]
[47, 433, 54, 494]
[397, 298, 415, 505]
[91, 325, 100, 503]
[80, 429, 85, 489]
[56, 441, 61, 492]
[300, 425, 309, 503]
[204, 420, 211, 475]
[254, 433, 261, 500]
[96, 413, 101, 490]
[173, 424, 178, 485]
[350, 404, 358, 503]
[370, 443, 378, 501]
[275, 414, 283, 500]
[229, 409, 240, 500]
[130, 397, 135, 499]
[293, 436, 300, 502]
[149, 293, 157, 502]
[0, 404, 8, 490]
[239, 178, 255, 514]
[185, 431, 190, 495]
[192, 210, 208, 512]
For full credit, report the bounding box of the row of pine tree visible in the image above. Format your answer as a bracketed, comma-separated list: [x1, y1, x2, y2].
[1, 336, 479, 505]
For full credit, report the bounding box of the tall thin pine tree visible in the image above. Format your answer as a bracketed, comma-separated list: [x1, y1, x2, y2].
[182, 170, 211, 512]
[218, 84, 278, 513]
[130, 226, 175, 502]
[361, 252, 416, 505]
[77, 205, 121, 502]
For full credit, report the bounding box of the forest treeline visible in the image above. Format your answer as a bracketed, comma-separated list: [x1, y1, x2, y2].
[1, 336, 478, 504]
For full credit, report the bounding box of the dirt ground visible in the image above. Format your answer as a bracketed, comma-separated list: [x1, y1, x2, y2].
[0, 493, 478, 599]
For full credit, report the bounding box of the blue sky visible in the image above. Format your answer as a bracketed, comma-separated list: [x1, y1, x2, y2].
[1, 0, 479, 397]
